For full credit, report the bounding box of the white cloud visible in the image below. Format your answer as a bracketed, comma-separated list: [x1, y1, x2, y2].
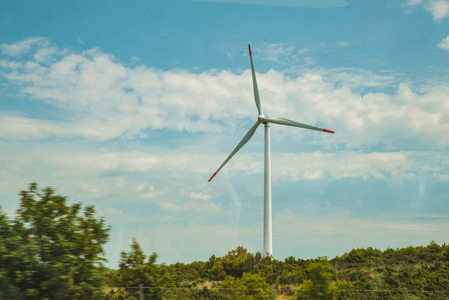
[1, 141, 446, 210]
[0, 37, 48, 56]
[426, 0, 449, 22]
[190, 192, 210, 201]
[407, 0, 424, 5]
[259, 44, 296, 64]
[0, 139, 227, 216]
[274, 151, 415, 182]
[258, 43, 314, 65]
[159, 201, 222, 213]
[0, 39, 448, 194]
[438, 35, 449, 51]
[320, 41, 350, 48]
[0, 39, 255, 139]
[1, 38, 449, 151]
[334, 41, 349, 46]
[407, 0, 449, 22]
[221, 150, 449, 183]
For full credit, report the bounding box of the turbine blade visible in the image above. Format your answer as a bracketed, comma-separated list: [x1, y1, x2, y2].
[208, 120, 261, 182]
[261, 116, 335, 134]
[249, 44, 263, 116]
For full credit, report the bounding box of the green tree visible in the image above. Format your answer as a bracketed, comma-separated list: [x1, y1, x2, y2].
[220, 246, 259, 278]
[296, 258, 337, 300]
[209, 260, 227, 281]
[219, 272, 272, 300]
[3, 183, 110, 299]
[114, 238, 173, 300]
[0, 208, 22, 298]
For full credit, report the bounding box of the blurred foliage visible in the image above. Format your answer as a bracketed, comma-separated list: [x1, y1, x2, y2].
[0, 183, 110, 299]
[295, 258, 337, 300]
[2, 184, 449, 299]
[106, 238, 173, 300]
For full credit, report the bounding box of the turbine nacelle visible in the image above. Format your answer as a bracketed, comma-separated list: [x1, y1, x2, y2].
[258, 115, 268, 124]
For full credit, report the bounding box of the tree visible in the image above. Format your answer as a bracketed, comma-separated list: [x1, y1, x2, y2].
[219, 272, 273, 300]
[3, 183, 110, 299]
[209, 260, 227, 281]
[0, 208, 22, 299]
[220, 246, 259, 278]
[296, 258, 337, 300]
[114, 238, 173, 300]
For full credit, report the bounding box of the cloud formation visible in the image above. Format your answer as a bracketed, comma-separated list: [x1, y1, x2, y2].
[426, 0, 449, 21]
[407, 0, 449, 22]
[438, 35, 449, 50]
[1, 37, 448, 151]
[0, 37, 49, 56]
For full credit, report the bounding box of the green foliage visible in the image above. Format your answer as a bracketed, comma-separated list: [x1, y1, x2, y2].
[209, 260, 226, 281]
[166, 260, 209, 283]
[278, 256, 307, 285]
[219, 272, 273, 300]
[0, 209, 22, 299]
[220, 246, 259, 278]
[296, 258, 337, 300]
[0, 183, 110, 299]
[333, 242, 449, 293]
[164, 243, 449, 298]
[111, 238, 173, 300]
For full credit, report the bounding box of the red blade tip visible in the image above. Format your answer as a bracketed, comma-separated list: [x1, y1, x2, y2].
[323, 129, 335, 134]
[208, 172, 217, 182]
[248, 44, 252, 56]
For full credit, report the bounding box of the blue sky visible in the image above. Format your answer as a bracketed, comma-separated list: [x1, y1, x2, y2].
[1, 0, 449, 267]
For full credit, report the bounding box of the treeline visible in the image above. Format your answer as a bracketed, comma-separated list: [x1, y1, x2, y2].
[160, 242, 449, 299]
[69, 239, 449, 299]
[1, 184, 449, 299]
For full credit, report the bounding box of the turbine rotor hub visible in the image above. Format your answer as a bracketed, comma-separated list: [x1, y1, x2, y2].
[258, 115, 269, 123]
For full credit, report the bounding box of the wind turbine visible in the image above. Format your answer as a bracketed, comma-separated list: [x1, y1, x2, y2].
[208, 44, 335, 258]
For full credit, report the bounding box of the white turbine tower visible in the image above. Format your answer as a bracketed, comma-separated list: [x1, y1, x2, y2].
[208, 44, 335, 258]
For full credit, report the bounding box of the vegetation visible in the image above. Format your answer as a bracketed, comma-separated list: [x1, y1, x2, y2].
[1, 184, 449, 299]
[0, 183, 110, 299]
